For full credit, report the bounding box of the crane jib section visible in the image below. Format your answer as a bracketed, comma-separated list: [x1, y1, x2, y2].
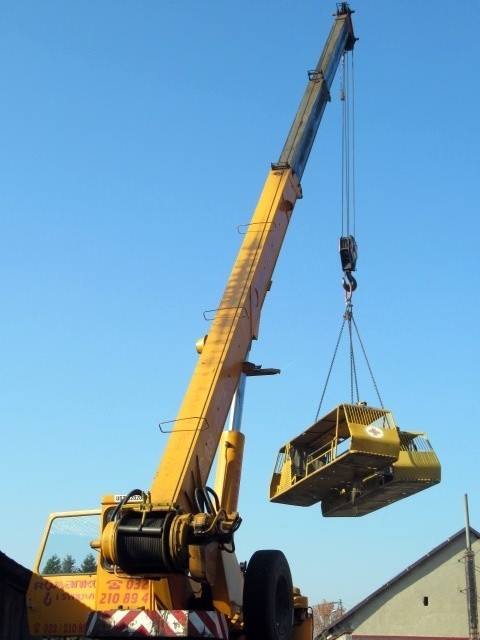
[278, 5, 355, 180]
[151, 168, 301, 508]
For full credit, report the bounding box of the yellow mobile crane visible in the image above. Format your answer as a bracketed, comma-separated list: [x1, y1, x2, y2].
[27, 5, 356, 640]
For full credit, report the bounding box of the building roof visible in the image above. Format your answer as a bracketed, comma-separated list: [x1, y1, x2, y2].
[322, 526, 480, 640]
[0, 550, 32, 593]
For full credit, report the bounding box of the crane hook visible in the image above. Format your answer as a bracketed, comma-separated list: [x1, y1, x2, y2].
[342, 270, 357, 302]
[339, 235, 358, 301]
[342, 270, 357, 291]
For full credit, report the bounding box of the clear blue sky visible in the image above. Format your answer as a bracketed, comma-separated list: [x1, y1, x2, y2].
[1, 1, 479, 609]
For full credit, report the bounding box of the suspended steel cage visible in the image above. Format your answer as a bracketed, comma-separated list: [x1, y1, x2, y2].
[269, 403, 401, 507]
[321, 430, 441, 516]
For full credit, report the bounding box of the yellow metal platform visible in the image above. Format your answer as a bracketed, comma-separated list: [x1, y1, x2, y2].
[270, 404, 401, 507]
[321, 431, 441, 516]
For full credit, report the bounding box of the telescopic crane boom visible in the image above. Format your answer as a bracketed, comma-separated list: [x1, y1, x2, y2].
[150, 3, 355, 512]
[27, 6, 356, 640]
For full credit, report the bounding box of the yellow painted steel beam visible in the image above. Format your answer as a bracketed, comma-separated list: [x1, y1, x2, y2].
[150, 167, 301, 508]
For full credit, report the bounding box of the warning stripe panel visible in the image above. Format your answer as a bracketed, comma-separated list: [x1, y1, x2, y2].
[86, 609, 229, 638]
[189, 610, 229, 638]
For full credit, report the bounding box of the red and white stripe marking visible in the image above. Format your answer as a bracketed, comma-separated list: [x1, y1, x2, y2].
[86, 609, 229, 638]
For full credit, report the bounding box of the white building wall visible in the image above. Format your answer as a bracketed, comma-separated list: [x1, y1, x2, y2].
[342, 535, 479, 639]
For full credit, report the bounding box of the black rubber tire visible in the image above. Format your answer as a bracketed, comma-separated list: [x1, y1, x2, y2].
[243, 550, 293, 640]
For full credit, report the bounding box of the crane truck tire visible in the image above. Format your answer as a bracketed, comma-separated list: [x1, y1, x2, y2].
[243, 549, 294, 640]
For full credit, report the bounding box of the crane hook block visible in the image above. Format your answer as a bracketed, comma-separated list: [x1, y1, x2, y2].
[339, 235, 358, 273]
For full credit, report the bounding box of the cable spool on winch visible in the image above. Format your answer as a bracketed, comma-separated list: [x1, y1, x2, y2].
[98, 491, 186, 575]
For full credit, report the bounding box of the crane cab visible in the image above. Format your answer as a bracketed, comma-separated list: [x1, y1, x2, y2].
[269, 403, 401, 507]
[321, 430, 441, 516]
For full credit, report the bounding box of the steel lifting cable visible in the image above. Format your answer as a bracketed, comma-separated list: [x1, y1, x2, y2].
[346, 303, 360, 404]
[340, 52, 357, 298]
[315, 313, 347, 421]
[341, 48, 359, 405]
[341, 48, 383, 410]
[349, 309, 384, 408]
[340, 53, 349, 237]
[340, 51, 356, 240]
[315, 48, 384, 419]
[315, 299, 384, 418]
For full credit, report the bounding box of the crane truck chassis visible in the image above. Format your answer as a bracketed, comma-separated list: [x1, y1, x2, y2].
[26, 5, 356, 640]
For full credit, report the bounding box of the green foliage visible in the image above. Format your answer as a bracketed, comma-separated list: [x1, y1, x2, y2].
[61, 554, 77, 573]
[41, 553, 97, 575]
[42, 553, 61, 574]
[80, 553, 97, 574]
